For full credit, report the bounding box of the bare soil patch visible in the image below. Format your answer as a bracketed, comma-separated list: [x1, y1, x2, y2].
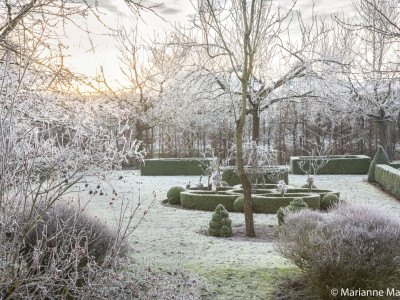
[198, 223, 276, 243]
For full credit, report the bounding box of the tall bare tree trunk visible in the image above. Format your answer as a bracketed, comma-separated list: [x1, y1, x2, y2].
[252, 107, 260, 144]
[237, 47, 255, 237]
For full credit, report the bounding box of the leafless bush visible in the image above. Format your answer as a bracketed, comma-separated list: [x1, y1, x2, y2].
[276, 204, 400, 297]
[0, 47, 213, 298]
[21, 203, 122, 270]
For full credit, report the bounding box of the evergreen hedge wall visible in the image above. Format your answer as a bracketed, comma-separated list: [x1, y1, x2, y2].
[375, 164, 400, 198]
[221, 167, 289, 186]
[290, 155, 371, 175]
[141, 158, 209, 176]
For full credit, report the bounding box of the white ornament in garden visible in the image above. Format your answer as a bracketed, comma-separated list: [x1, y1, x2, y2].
[211, 172, 222, 191]
[277, 180, 287, 197]
[307, 175, 314, 189]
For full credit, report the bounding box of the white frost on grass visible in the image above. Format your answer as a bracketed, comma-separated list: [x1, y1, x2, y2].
[70, 171, 400, 293]
[291, 174, 400, 217]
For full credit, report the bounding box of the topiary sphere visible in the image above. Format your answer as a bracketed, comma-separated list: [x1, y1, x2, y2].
[321, 193, 339, 210]
[208, 204, 232, 237]
[233, 196, 244, 212]
[277, 198, 308, 226]
[221, 181, 229, 187]
[301, 184, 317, 189]
[167, 186, 185, 205]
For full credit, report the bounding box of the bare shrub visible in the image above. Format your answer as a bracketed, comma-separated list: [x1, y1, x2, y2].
[21, 204, 122, 272]
[0, 47, 212, 298]
[276, 204, 400, 297]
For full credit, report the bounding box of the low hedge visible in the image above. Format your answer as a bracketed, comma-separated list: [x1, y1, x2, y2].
[226, 188, 274, 195]
[180, 190, 320, 213]
[389, 161, 400, 169]
[234, 193, 320, 213]
[232, 184, 291, 190]
[273, 188, 340, 201]
[187, 186, 233, 192]
[141, 158, 209, 176]
[180, 191, 241, 211]
[221, 167, 289, 186]
[375, 164, 400, 198]
[290, 155, 371, 175]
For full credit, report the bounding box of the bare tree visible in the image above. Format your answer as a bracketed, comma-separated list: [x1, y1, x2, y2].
[336, 0, 400, 160]
[189, 0, 296, 237]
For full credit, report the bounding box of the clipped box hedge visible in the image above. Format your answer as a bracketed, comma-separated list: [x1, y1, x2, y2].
[226, 188, 274, 195]
[389, 161, 400, 169]
[180, 191, 241, 211]
[233, 184, 287, 190]
[375, 164, 400, 198]
[290, 155, 371, 175]
[222, 166, 289, 186]
[141, 158, 209, 176]
[180, 190, 320, 213]
[273, 188, 340, 201]
[234, 193, 320, 213]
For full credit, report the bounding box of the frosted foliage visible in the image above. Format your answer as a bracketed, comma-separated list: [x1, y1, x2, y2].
[276, 204, 400, 296]
[227, 141, 279, 168]
[0, 56, 180, 298]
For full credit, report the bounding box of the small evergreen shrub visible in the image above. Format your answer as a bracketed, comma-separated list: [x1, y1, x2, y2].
[208, 204, 232, 237]
[368, 146, 390, 182]
[167, 186, 185, 204]
[277, 198, 308, 226]
[320, 193, 339, 210]
[221, 181, 229, 186]
[276, 204, 400, 297]
[233, 196, 244, 212]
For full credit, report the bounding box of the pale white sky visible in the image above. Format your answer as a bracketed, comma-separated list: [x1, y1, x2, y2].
[61, 0, 354, 90]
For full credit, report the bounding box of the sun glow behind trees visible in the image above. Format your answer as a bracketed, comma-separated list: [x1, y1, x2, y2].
[32, 0, 355, 94]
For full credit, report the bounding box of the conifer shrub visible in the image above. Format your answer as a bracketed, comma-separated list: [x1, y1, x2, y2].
[320, 193, 339, 210]
[167, 186, 185, 204]
[208, 204, 232, 237]
[368, 146, 390, 182]
[276, 204, 400, 297]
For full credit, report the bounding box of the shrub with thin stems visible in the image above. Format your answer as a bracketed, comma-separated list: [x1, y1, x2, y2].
[0, 51, 211, 299]
[276, 204, 400, 297]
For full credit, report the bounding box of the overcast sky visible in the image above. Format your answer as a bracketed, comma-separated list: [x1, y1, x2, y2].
[62, 0, 355, 91]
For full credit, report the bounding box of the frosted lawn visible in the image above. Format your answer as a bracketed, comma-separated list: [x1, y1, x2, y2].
[70, 171, 400, 298]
